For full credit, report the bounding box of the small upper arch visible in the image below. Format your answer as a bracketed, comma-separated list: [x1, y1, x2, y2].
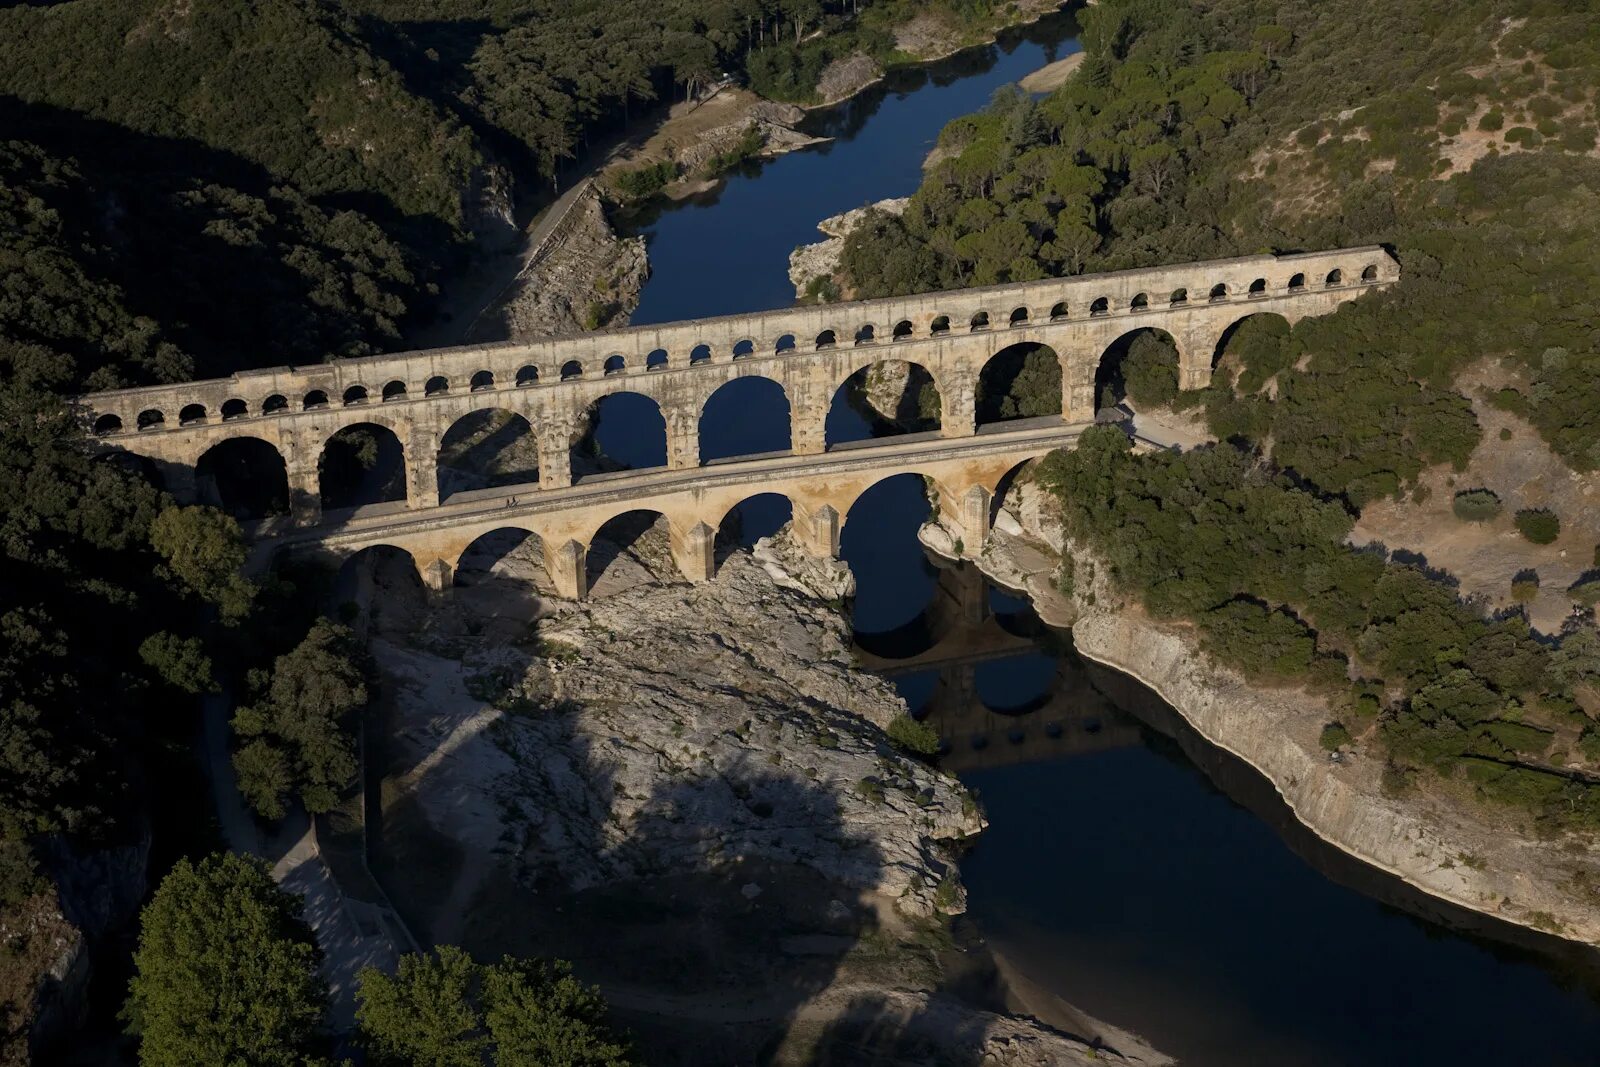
[262, 394, 289, 414]
[970, 310, 991, 331]
[1049, 301, 1068, 321]
[1325, 268, 1344, 288]
[1209, 283, 1228, 302]
[732, 339, 756, 359]
[1287, 272, 1307, 291]
[815, 329, 838, 350]
[1169, 288, 1188, 307]
[1009, 306, 1029, 326]
[1130, 293, 1150, 313]
[561, 360, 584, 380]
[179, 403, 208, 425]
[603, 355, 627, 375]
[1361, 264, 1379, 282]
[427, 375, 451, 395]
[138, 408, 165, 430]
[94, 412, 123, 435]
[691, 343, 714, 364]
[342, 385, 368, 406]
[304, 390, 329, 410]
[1247, 278, 1268, 298]
[1089, 297, 1110, 317]
[646, 349, 670, 371]
[470, 370, 495, 391]
[514, 366, 538, 387]
[221, 398, 248, 420]
[382, 380, 407, 402]
[930, 314, 951, 335]
[892, 319, 913, 340]
[775, 334, 797, 353]
[855, 324, 876, 345]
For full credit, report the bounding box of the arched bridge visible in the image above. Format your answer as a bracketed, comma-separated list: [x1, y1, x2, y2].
[80, 247, 1397, 595]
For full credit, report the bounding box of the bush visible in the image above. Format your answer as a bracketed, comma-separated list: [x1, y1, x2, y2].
[887, 714, 941, 756]
[1320, 722, 1353, 751]
[1479, 108, 1505, 131]
[1514, 508, 1561, 544]
[1569, 573, 1600, 607]
[1452, 489, 1503, 522]
[1511, 569, 1540, 603]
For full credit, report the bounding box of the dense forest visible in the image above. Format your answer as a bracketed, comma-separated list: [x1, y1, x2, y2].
[837, 0, 1600, 827]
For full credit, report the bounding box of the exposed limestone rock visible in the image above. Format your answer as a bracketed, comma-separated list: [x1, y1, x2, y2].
[489, 193, 648, 342]
[789, 197, 908, 297]
[815, 53, 884, 105]
[674, 100, 828, 176]
[385, 537, 982, 919]
[460, 162, 516, 243]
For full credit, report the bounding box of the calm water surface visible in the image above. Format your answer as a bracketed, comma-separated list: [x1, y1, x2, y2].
[609, 10, 1600, 1063]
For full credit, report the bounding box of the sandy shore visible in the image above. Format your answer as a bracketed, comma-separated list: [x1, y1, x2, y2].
[1020, 51, 1085, 92]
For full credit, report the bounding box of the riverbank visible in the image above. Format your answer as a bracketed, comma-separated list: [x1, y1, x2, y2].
[942, 475, 1600, 948]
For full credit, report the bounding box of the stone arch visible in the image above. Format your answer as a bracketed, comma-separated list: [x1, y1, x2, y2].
[970, 310, 990, 331]
[137, 408, 166, 430]
[586, 509, 676, 593]
[1247, 278, 1267, 298]
[646, 349, 670, 371]
[1009, 306, 1029, 326]
[439, 408, 539, 501]
[333, 545, 426, 620]
[453, 527, 547, 594]
[892, 319, 913, 340]
[221, 398, 248, 420]
[1169, 288, 1188, 307]
[775, 334, 797, 353]
[1130, 293, 1150, 313]
[714, 492, 795, 572]
[179, 403, 207, 425]
[94, 413, 123, 435]
[840, 472, 950, 645]
[196, 437, 289, 521]
[342, 385, 368, 406]
[1096, 326, 1181, 412]
[573, 391, 668, 475]
[427, 375, 451, 396]
[382, 380, 407, 402]
[470, 370, 495, 391]
[988, 456, 1041, 529]
[1049, 301, 1068, 321]
[561, 360, 584, 380]
[931, 315, 951, 335]
[976, 342, 1062, 427]
[700, 376, 791, 463]
[304, 390, 329, 410]
[320, 422, 407, 511]
[1212, 311, 1293, 371]
[855, 324, 876, 345]
[1208, 283, 1228, 303]
[263, 394, 289, 415]
[1325, 268, 1344, 288]
[1288, 272, 1307, 291]
[732, 339, 755, 359]
[515, 366, 538, 387]
[603, 355, 627, 375]
[1089, 297, 1109, 318]
[815, 329, 838, 350]
[1361, 264, 1379, 282]
[691, 343, 713, 364]
[826, 359, 941, 447]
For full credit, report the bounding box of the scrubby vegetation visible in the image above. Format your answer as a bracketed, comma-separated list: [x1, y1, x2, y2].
[1042, 429, 1600, 831]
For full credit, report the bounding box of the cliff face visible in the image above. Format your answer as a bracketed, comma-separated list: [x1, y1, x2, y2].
[962, 478, 1600, 946]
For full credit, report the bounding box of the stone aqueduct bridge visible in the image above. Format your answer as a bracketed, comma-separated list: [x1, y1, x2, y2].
[82, 247, 1397, 596]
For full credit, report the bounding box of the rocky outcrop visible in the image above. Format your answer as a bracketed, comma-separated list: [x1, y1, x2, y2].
[461, 161, 516, 244]
[789, 197, 908, 297]
[956, 476, 1600, 945]
[674, 100, 828, 177]
[815, 54, 884, 105]
[489, 192, 648, 342]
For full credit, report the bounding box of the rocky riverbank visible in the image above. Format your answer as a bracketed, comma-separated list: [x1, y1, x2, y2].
[942, 473, 1600, 947]
[788, 197, 908, 299]
[361, 525, 1167, 1065]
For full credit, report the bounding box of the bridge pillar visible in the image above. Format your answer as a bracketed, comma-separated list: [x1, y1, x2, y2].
[1061, 349, 1097, 423]
[793, 503, 840, 559]
[792, 404, 827, 457]
[957, 485, 991, 557]
[667, 413, 700, 471]
[939, 373, 977, 439]
[1175, 325, 1220, 392]
[538, 425, 574, 490]
[671, 521, 716, 583]
[418, 557, 453, 592]
[408, 432, 440, 510]
[546, 538, 587, 599]
[284, 456, 322, 527]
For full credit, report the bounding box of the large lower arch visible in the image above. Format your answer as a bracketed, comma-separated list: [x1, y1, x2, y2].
[699, 377, 791, 464]
[976, 343, 1063, 428]
[586, 509, 675, 595]
[572, 391, 668, 478]
[438, 409, 540, 501]
[826, 359, 941, 448]
[839, 473, 944, 647]
[195, 437, 289, 520]
[320, 423, 407, 511]
[1095, 327, 1181, 412]
[453, 527, 549, 611]
[330, 545, 427, 632]
[714, 492, 795, 572]
[988, 456, 1042, 531]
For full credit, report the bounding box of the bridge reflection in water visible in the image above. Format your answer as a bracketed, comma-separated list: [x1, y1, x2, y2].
[852, 558, 1142, 772]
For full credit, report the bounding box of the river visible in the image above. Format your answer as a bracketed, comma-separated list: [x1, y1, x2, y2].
[606, 7, 1600, 1064]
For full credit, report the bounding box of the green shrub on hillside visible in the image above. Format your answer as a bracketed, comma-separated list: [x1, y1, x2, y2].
[1452, 489, 1503, 522]
[887, 714, 941, 756]
[1514, 508, 1561, 544]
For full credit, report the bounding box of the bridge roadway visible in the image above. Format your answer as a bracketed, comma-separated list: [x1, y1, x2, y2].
[259, 416, 1138, 597]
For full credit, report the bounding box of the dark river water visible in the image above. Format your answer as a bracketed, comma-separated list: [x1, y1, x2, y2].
[612, 8, 1600, 1064]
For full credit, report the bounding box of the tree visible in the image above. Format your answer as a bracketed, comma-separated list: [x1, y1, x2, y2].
[358, 946, 634, 1067]
[138, 631, 217, 694]
[149, 505, 257, 620]
[123, 853, 328, 1067]
[231, 619, 365, 820]
[1514, 508, 1561, 544]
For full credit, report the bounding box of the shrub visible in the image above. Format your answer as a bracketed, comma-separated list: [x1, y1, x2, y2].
[887, 714, 941, 756]
[1478, 108, 1505, 131]
[1569, 573, 1600, 607]
[1514, 508, 1561, 544]
[1452, 488, 1502, 522]
[1511, 569, 1540, 603]
[1320, 722, 1353, 751]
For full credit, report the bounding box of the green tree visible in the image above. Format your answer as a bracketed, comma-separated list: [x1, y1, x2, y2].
[231, 620, 365, 820]
[123, 853, 328, 1067]
[138, 632, 217, 694]
[149, 505, 257, 620]
[1514, 508, 1561, 544]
